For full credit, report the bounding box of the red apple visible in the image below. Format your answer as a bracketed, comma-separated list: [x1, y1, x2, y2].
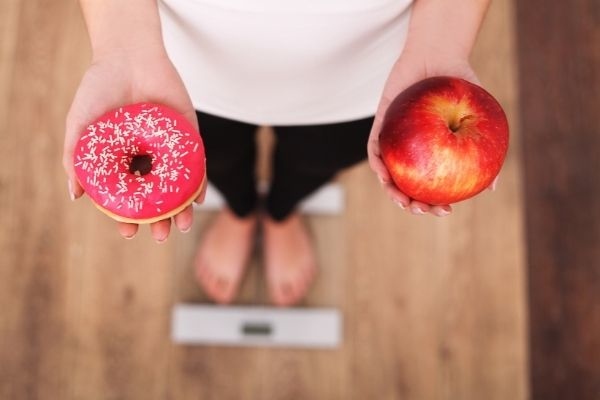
[379, 76, 509, 205]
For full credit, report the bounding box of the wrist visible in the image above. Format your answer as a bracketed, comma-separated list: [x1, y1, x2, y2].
[402, 37, 470, 67]
[91, 38, 166, 64]
[399, 44, 470, 75]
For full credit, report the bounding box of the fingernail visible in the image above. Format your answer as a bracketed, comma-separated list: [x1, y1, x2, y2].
[491, 178, 498, 191]
[437, 209, 451, 217]
[67, 180, 75, 201]
[411, 206, 425, 215]
[156, 236, 168, 244]
[180, 225, 192, 234]
[124, 234, 136, 240]
[394, 199, 406, 209]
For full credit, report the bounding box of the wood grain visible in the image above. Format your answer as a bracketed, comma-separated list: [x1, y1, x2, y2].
[0, 1, 77, 398]
[0, 0, 527, 399]
[515, 0, 600, 398]
[170, 0, 528, 398]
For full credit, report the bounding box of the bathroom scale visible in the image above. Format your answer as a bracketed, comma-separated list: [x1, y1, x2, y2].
[174, 181, 344, 348]
[172, 304, 342, 348]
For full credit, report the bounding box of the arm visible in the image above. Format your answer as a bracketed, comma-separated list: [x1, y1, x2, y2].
[368, 0, 491, 216]
[403, 0, 490, 63]
[79, 0, 164, 60]
[64, 0, 203, 241]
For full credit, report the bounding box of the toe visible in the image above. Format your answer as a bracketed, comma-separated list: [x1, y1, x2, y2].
[292, 263, 317, 305]
[204, 272, 222, 303]
[273, 281, 296, 307]
[195, 260, 209, 286]
[195, 258, 216, 298]
[304, 262, 317, 286]
[270, 280, 292, 307]
[292, 275, 310, 305]
[213, 275, 235, 304]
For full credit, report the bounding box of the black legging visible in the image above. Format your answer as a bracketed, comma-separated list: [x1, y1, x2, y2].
[197, 110, 374, 221]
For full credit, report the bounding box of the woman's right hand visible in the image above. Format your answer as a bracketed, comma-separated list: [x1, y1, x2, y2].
[63, 45, 205, 242]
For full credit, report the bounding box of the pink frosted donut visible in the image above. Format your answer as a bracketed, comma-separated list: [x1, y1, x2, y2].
[73, 103, 206, 224]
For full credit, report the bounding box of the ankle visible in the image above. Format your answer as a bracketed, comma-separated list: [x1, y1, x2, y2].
[263, 211, 299, 227]
[223, 208, 257, 225]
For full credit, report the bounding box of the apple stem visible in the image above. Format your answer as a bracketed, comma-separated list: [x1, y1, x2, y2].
[449, 115, 474, 133]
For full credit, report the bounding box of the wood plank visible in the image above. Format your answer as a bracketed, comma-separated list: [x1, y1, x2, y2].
[0, 0, 76, 398]
[0, 1, 173, 399]
[515, 0, 600, 398]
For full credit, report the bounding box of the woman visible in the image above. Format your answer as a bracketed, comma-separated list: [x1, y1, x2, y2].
[63, 0, 492, 306]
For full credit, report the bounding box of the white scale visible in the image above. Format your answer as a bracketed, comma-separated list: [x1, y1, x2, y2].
[171, 182, 344, 349]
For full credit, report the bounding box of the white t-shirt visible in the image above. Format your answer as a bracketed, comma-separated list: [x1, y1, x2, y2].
[159, 0, 413, 125]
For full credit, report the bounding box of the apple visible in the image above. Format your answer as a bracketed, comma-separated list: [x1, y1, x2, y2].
[379, 76, 509, 205]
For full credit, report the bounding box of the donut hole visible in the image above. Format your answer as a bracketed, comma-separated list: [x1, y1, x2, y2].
[129, 154, 153, 176]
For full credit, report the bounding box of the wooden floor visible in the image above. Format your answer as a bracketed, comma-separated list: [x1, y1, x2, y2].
[0, 1, 528, 399]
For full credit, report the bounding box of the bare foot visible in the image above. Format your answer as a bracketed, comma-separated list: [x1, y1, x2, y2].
[262, 213, 318, 307]
[194, 208, 257, 304]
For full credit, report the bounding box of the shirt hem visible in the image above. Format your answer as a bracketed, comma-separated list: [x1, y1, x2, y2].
[192, 101, 377, 126]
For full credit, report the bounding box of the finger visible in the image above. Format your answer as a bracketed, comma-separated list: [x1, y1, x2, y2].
[62, 125, 85, 201]
[118, 222, 139, 239]
[63, 98, 110, 200]
[368, 112, 384, 146]
[151, 218, 172, 243]
[430, 204, 453, 217]
[370, 92, 394, 138]
[408, 200, 430, 215]
[367, 90, 396, 182]
[193, 178, 207, 204]
[488, 174, 500, 191]
[63, 163, 84, 200]
[367, 137, 392, 183]
[174, 204, 193, 233]
[382, 182, 410, 209]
